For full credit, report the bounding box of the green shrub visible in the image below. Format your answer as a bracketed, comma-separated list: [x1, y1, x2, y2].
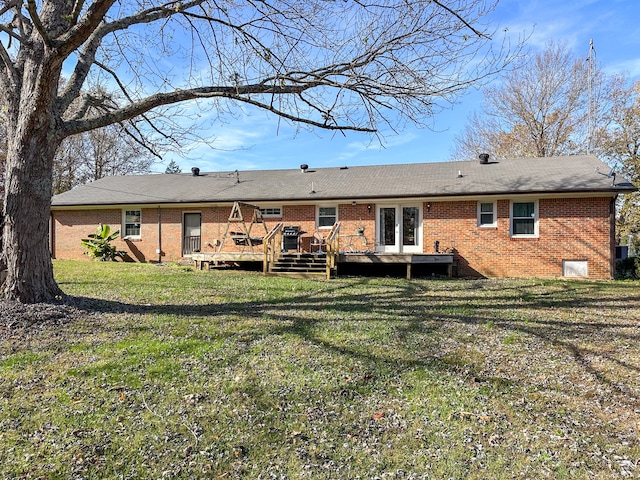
[615, 256, 640, 279]
[81, 224, 125, 261]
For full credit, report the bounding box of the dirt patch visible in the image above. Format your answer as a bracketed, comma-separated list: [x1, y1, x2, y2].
[0, 297, 95, 337]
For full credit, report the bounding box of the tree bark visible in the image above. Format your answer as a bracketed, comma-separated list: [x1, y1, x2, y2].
[1, 35, 64, 302]
[2, 133, 63, 302]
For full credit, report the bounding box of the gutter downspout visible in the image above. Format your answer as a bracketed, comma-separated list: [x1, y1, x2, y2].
[157, 206, 162, 264]
[610, 195, 617, 279]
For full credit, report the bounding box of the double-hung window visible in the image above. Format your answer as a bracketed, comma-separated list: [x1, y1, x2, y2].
[259, 207, 282, 218]
[318, 206, 337, 228]
[511, 201, 537, 237]
[478, 201, 497, 227]
[123, 209, 142, 238]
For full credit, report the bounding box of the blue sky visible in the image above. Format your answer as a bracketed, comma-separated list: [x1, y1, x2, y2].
[163, 0, 640, 173]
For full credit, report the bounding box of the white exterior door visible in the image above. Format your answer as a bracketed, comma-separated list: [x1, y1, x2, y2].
[376, 205, 422, 253]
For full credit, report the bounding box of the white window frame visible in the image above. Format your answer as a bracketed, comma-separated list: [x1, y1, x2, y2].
[259, 206, 282, 218]
[510, 200, 538, 238]
[477, 201, 497, 228]
[317, 205, 338, 229]
[123, 209, 142, 239]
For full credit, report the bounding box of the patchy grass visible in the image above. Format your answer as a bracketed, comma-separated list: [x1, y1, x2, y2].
[1, 260, 639, 479]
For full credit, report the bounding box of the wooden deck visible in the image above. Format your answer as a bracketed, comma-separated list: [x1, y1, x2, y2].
[339, 253, 454, 279]
[193, 251, 454, 279]
[192, 252, 262, 270]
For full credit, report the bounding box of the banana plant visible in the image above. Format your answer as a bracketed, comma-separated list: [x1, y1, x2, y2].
[81, 224, 125, 261]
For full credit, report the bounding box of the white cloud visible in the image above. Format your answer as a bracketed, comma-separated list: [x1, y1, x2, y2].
[608, 58, 640, 78]
[330, 131, 420, 164]
[495, 0, 609, 54]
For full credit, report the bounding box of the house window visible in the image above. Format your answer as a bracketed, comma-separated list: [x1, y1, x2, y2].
[511, 201, 537, 237]
[318, 206, 337, 228]
[478, 201, 496, 227]
[123, 209, 141, 238]
[259, 207, 282, 218]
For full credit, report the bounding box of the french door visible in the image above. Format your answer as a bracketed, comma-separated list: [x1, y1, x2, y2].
[377, 205, 422, 253]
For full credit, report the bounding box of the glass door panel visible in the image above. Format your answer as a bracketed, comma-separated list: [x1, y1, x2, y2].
[402, 207, 418, 246]
[183, 213, 202, 255]
[380, 207, 397, 248]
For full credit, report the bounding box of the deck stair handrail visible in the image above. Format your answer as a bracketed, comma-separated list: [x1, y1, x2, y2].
[263, 222, 284, 274]
[325, 222, 341, 279]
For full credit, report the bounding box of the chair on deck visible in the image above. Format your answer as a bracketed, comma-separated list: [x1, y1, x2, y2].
[310, 231, 326, 253]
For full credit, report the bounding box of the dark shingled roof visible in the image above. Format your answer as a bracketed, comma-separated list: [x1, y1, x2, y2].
[51, 155, 636, 207]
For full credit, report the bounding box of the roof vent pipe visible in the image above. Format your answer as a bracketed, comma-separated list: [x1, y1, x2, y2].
[191, 167, 200, 176]
[300, 164, 309, 173]
[479, 153, 489, 164]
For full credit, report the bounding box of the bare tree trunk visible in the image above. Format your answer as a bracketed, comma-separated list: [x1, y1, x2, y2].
[1, 127, 63, 302]
[1, 38, 63, 302]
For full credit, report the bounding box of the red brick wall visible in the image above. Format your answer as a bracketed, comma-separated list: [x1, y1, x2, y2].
[53, 209, 123, 261]
[423, 197, 613, 279]
[338, 203, 376, 251]
[51, 196, 615, 278]
[52, 205, 318, 261]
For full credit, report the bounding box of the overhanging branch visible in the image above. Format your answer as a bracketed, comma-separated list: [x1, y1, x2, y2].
[63, 82, 376, 136]
[120, 122, 163, 159]
[431, 0, 492, 39]
[57, 1, 207, 114]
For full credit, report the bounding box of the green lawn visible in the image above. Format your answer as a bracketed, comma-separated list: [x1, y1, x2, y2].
[1, 260, 639, 479]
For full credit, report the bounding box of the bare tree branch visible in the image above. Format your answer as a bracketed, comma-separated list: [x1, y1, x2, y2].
[63, 81, 378, 136]
[71, 0, 87, 25]
[57, 1, 207, 114]
[0, 23, 23, 44]
[93, 60, 134, 102]
[7, 2, 33, 46]
[0, 1, 18, 17]
[53, 0, 116, 56]
[0, 36, 18, 91]
[25, 0, 52, 47]
[120, 122, 164, 159]
[431, 0, 493, 39]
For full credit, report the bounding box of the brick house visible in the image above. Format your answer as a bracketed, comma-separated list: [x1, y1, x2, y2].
[50, 155, 636, 279]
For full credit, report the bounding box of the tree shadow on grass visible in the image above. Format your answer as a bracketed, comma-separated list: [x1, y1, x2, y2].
[53, 277, 640, 409]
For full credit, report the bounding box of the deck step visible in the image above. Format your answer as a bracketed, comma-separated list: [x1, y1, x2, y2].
[268, 253, 331, 278]
[272, 261, 326, 268]
[271, 266, 325, 273]
[278, 253, 327, 260]
[265, 271, 328, 279]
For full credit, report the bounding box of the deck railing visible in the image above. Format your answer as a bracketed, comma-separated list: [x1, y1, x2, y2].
[263, 222, 284, 274]
[183, 235, 201, 255]
[325, 222, 341, 279]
